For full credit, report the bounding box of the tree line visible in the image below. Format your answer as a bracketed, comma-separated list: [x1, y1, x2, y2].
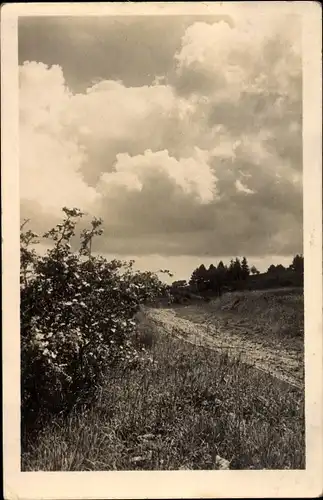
[171, 254, 304, 297]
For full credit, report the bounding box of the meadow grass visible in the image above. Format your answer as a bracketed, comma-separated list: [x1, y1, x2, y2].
[21, 318, 305, 471]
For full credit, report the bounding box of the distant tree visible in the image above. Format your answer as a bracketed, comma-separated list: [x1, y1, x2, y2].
[290, 254, 304, 274]
[233, 257, 242, 281]
[208, 263, 217, 283]
[267, 264, 277, 274]
[227, 259, 235, 282]
[217, 261, 226, 272]
[267, 263, 287, 275]
[172, 280, 187, 288]
[216, 261, 228, 295]
[208, 264, 217, 274]
[208, 264, 220, 296]
[250, 265, 260, 275]
[199, 264, 210, 290]
[189, 269, 199, 292]
[241, 256, 250, 280]
[217, 261, 227, 282]
[189, 264, 209, 292]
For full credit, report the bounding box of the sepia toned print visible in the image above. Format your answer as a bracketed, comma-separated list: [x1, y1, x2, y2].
[2, 2, 322, 499]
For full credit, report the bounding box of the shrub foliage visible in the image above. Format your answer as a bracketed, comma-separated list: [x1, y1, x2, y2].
[21, 207, 169, 423]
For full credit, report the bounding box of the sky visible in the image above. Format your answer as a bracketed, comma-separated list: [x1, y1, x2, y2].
[18, 8, 303, 282]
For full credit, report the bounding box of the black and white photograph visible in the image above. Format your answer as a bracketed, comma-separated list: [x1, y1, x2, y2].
[2, 2, 322, 499]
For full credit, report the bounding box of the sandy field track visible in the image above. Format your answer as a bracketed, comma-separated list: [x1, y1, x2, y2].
[145, 306, 304, 390]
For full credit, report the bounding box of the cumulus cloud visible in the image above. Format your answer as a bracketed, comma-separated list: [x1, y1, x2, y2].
[99, 148, 216, 203]
[235, 180, 255, 195]
[65, 81, 177, 184]
[20, 62, 99, 217]
[19, 11, 303, 262]
[174, 12, 301, 97]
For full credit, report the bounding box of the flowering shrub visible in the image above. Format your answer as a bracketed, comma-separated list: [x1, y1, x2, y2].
[21, 208, 170, 422]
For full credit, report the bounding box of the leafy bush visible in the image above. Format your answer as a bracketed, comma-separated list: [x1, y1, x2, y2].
[21, 207, 169, 424]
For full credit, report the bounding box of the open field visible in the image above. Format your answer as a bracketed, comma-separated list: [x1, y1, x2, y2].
[22, 288, 305, 471]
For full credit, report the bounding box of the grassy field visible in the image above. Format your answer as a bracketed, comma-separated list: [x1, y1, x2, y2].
[22, 297, 305, 471]
[174, 288, 304, 348]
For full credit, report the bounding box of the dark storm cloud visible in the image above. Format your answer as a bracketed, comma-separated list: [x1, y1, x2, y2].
[18, 15, 232, 92]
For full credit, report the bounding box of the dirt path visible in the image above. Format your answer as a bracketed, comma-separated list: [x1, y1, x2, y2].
[145, 307, 304, 390]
